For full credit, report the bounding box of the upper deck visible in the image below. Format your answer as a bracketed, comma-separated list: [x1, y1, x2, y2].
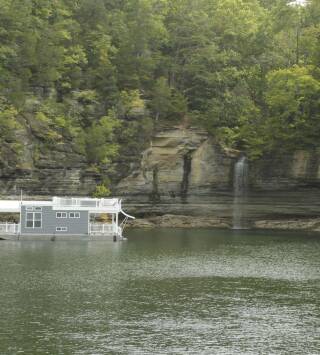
[52, 197, 121, 213]
[0, 197, 122, 214]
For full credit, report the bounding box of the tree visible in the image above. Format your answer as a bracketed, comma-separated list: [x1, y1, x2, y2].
[0, 0, 319, 173]
[265, 65, 320, 150]
[85, 111, 120, 165]
[92, 184, 111, 197]
[150, 77, 172, 120]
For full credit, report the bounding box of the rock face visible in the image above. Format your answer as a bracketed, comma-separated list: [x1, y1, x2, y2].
[254, 218, 320, 232]
[0, 115, 100, 198]
[128, 214, 230, 229]
[1, 123, 320, 231]
[115, 128, 320, 229]
[116, 128, 234, 202]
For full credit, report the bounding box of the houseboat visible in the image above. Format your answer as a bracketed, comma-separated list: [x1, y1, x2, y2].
[0, 197, 134, 241]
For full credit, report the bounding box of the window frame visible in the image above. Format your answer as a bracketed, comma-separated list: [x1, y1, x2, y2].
[69, 212, 80, 218]
[56, 212, 67, 219]
[26, 206, 42, 211]
[25, 211, 42, 229]
[56, 226, 68, 232]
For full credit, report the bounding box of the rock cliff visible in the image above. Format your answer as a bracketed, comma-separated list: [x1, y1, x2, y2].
[0, 115, 100, 198]
[115, 128, 320, 229]
[2, 125, 320, 230]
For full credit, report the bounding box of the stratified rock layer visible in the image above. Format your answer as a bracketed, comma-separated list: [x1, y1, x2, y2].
[115, 128, 320, 228]
[1, 126, 320, 230]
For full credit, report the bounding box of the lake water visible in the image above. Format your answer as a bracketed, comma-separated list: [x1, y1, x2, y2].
[0, 229, 319, 354]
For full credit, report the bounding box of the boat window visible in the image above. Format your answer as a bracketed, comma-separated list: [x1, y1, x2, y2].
[56, 212, 67, 218]
[56, 227, 67, 232]
[34, 213, 42, 228]
[26, 212, 42, 228]
[26, 213, 33, 228]
[69, 212, 80, 218]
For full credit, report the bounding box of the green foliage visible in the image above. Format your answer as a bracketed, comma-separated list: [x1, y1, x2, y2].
[151, 77, 172, 120]
[150, 77, 188, 121]
[0, 105, 20, 140]
[92, 183, 111, 198]
[85, 112, 120, 165]
[264, 65, 320, 150]
[119, 116, 154, 157]
[0, 100, 23, 161]
[116, 90, 146, 119]
[0, 0, 319, 169]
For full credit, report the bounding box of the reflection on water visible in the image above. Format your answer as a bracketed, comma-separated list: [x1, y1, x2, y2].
[0, 229, 319, 354]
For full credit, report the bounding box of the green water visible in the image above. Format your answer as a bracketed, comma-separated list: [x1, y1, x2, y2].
[0, 229, 319, 354]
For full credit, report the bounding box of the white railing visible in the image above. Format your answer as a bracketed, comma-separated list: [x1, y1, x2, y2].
[0, 223, 20, 234]
[53, 197, 119, 209]
[89, 223, 117, 235]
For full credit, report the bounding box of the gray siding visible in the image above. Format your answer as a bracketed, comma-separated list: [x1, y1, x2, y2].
[20, 205, 89, 236]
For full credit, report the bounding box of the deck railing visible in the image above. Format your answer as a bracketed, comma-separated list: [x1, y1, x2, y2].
[89, 223, 117, 235]
[0, 223, 20, 234]
[53, 197, 119, 209]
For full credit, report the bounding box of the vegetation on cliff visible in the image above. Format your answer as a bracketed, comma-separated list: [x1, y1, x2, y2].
[0, 0, 319, 184]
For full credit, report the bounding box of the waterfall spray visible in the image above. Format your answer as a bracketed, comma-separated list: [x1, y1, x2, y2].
[232, 156, 249, 229]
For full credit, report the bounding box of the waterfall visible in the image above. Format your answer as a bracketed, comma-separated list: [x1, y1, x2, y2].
[232, 156, 249, 229]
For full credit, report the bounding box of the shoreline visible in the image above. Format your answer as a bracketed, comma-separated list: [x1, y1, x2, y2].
[128, 214, 320, 233]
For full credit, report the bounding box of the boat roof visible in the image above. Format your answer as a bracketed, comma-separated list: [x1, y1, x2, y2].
[0, 197, 121, 213]
[0, 200, 21, 213]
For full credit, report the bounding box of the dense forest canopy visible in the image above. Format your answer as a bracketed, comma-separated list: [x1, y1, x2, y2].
[0, 0, 319, 188]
